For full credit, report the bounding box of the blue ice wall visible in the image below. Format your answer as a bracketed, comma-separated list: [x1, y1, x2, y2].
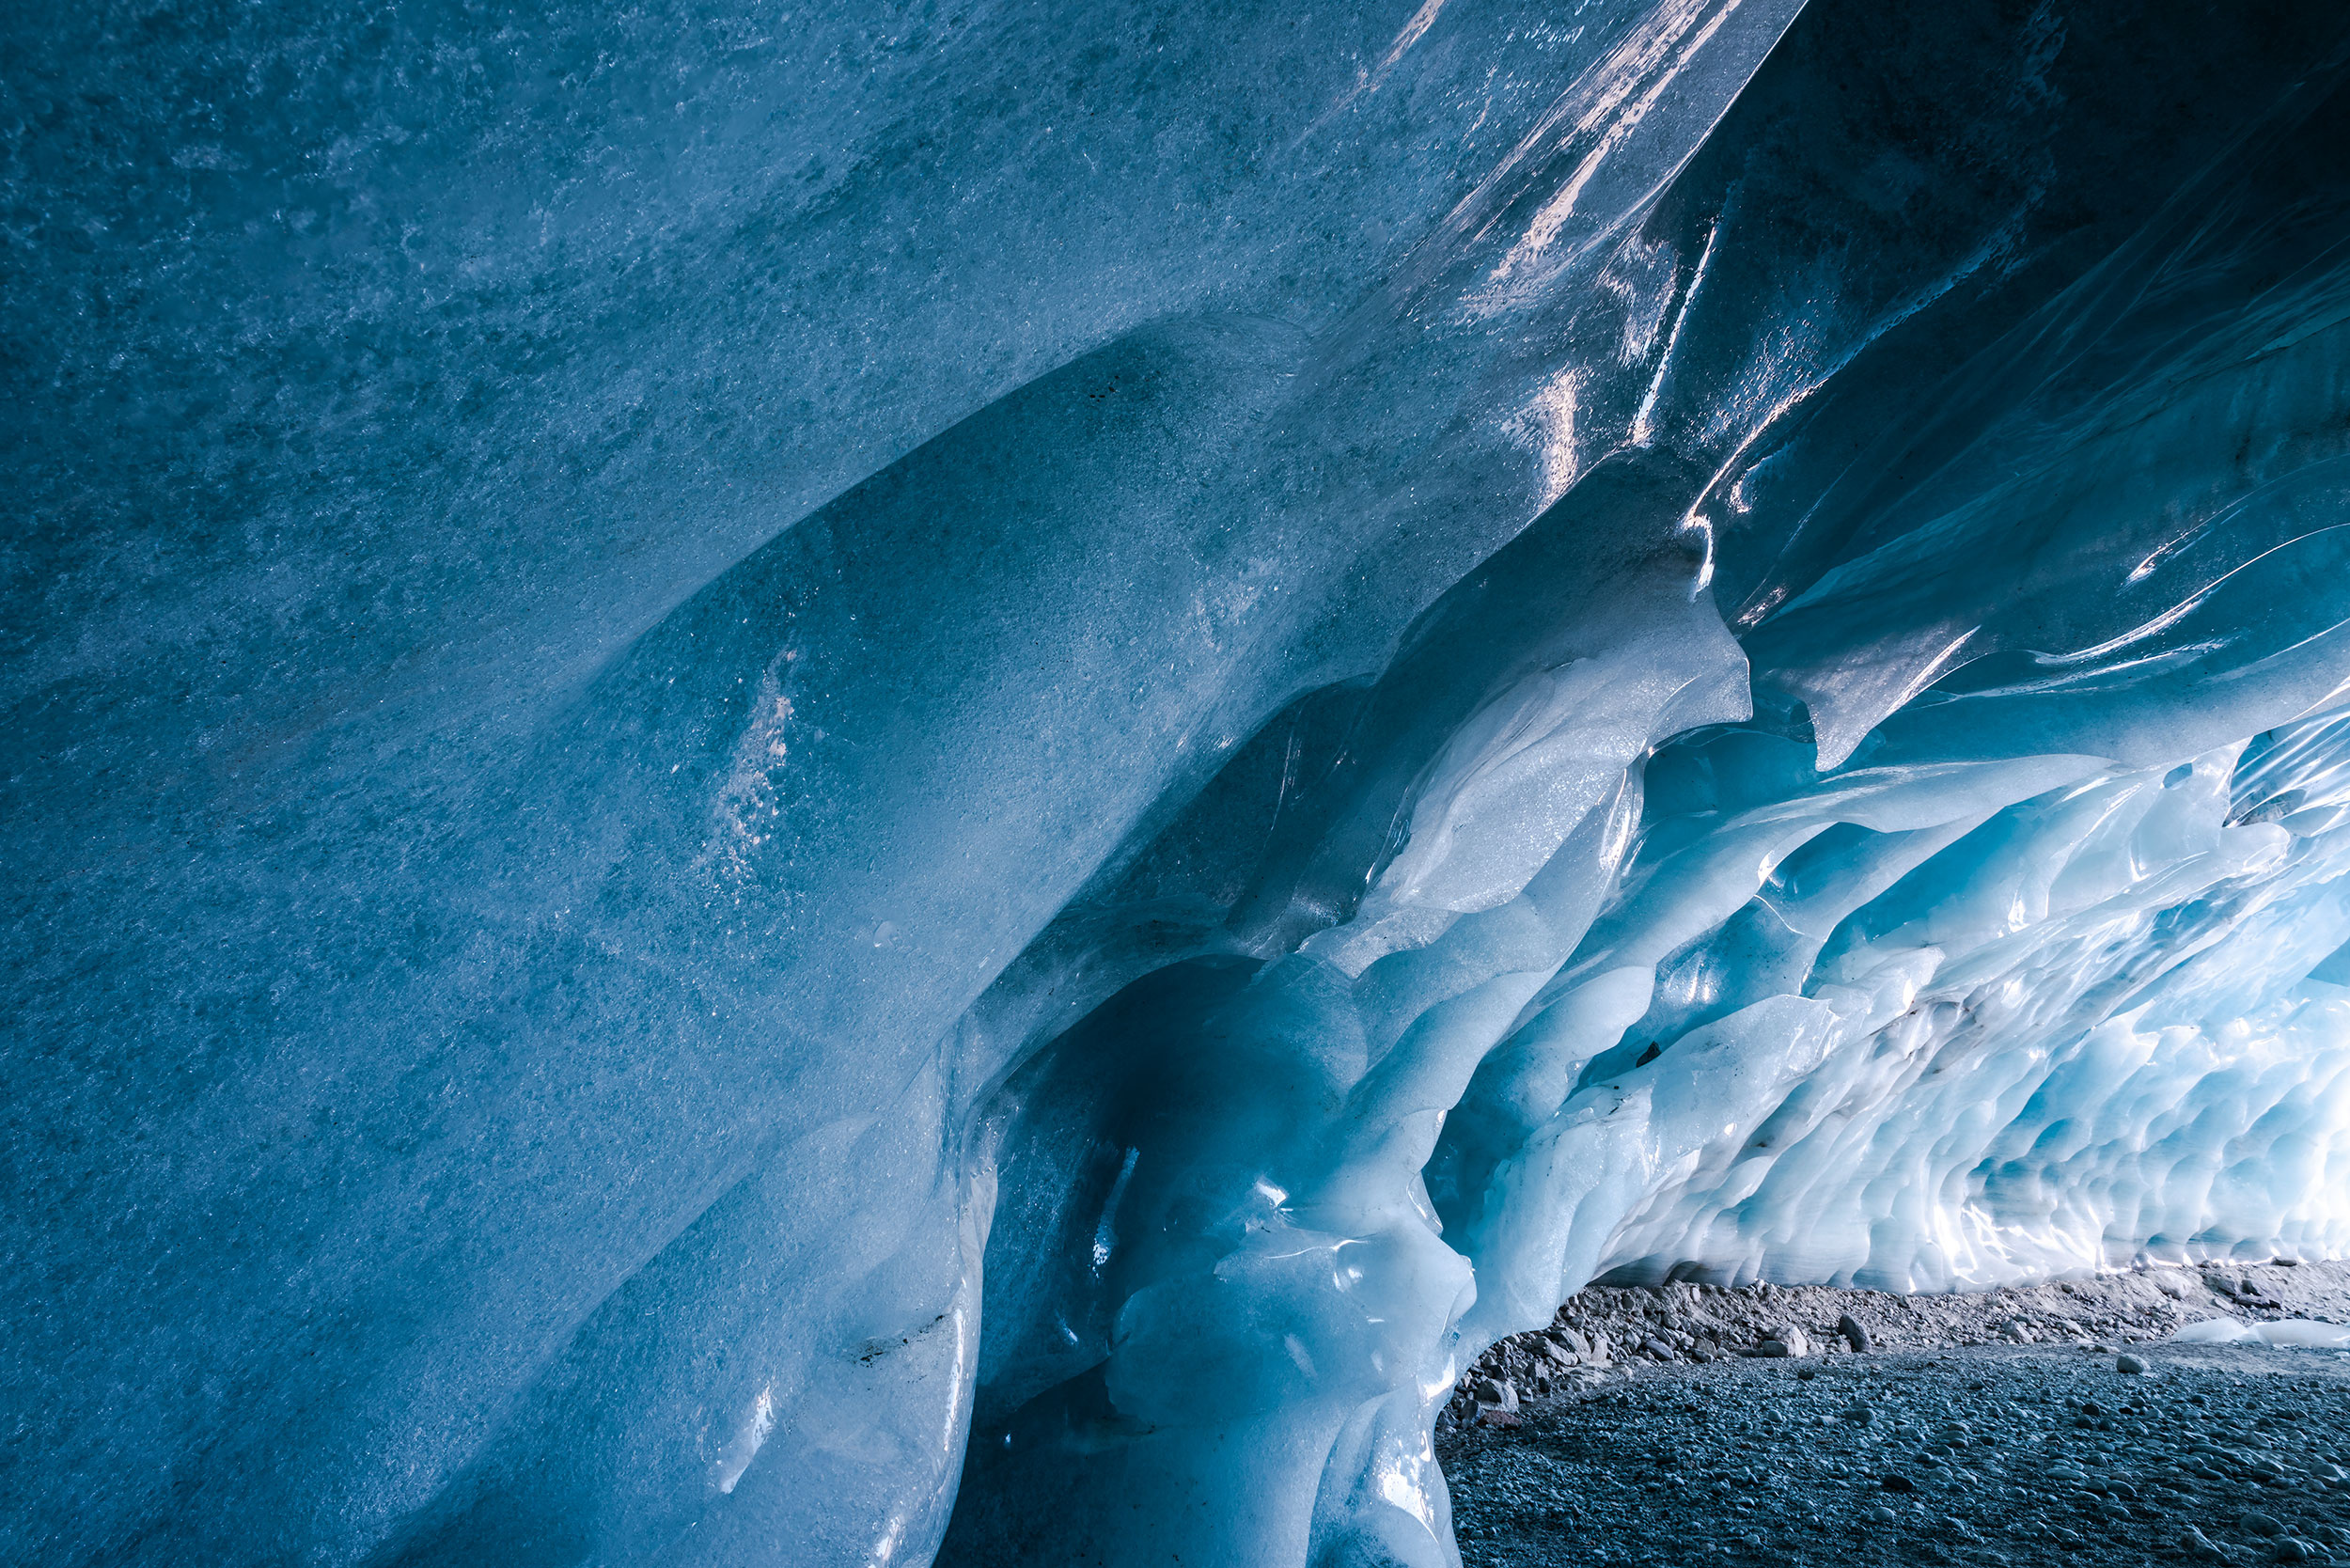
[8, 2, 2350, 1566]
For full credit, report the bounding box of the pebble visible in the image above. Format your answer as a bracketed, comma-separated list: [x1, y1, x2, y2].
[1442, 1299, 2350, 1568]
[2118, 1353, 2149, 1373]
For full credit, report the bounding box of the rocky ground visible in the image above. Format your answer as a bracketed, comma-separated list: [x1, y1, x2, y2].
[1439, 1260, 2350, 1566]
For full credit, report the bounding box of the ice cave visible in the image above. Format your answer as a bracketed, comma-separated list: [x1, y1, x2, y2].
[11, 0, 2350, 1564]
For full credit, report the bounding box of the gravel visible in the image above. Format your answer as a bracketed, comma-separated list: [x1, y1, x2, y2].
[1444, 1260, 2350, 1424]
[1440, 1336, 2350, 1566]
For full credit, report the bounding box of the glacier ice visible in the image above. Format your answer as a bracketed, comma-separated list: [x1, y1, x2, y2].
[2172, 1318, 2350, 1348]
[8, 1, 2350, 1566]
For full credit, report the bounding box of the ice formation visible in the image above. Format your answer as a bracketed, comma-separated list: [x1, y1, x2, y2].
[2173, 1318, 2350, 1349]
[9, 1, 2350, 1565]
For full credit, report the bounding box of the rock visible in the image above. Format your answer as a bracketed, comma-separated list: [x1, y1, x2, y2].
[1841, 1403, 1874, 1426]
[1839, 1313, 1872, 1353]
[1758, 1339, 1793, 1358]
[2274, 1541, 2315, 1563]
[2117, 1353, 2148, 1373]
[1867, 1504, 1900, 1525]
[2244, 1511, 2283, 1537]
[2184, 1527, 2224, 1560]
[1881, 1472, 1917, 1493]
[1470, 1376, 1519, 1415]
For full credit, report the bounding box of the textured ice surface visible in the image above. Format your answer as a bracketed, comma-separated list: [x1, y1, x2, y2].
[10, 2, 2350, 1566]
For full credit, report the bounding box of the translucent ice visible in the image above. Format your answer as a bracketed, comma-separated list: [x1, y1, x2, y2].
[9, 2, 2350, 1567]
[2172, 1319, 2350, 1349]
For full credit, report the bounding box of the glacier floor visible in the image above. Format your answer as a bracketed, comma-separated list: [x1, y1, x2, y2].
[1448, 1260, 2350, 1410]
[1443, 1335, 2350, 1566]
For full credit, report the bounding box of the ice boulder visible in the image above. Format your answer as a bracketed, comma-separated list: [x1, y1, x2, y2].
[2172, 1318, 2350, 1349]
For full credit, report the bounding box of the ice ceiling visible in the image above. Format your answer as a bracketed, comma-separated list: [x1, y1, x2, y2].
[9, 1, 2350, 1564]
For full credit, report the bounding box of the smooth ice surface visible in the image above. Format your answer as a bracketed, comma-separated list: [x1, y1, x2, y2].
[9, 2, 2350, 1567]
[2172, 1318, 2350, 1349]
